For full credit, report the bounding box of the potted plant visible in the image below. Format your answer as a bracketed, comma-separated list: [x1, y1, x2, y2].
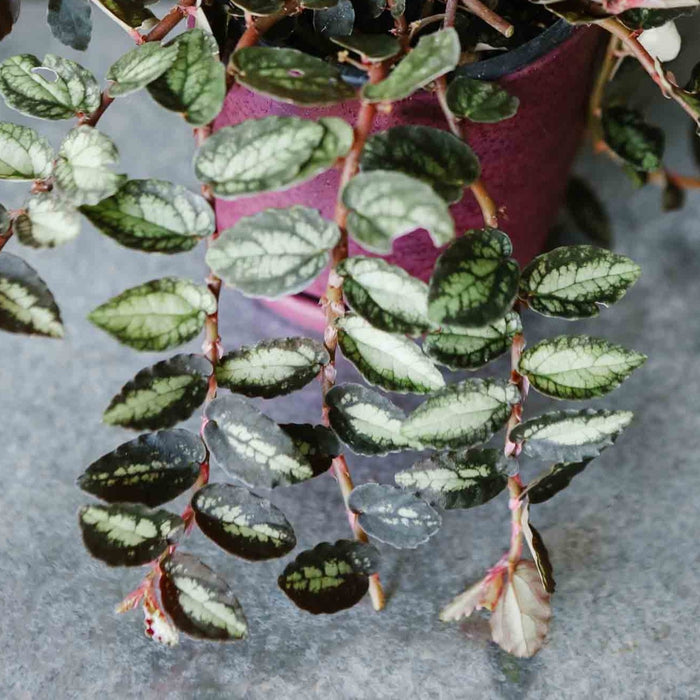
[0, 0, 696, 656]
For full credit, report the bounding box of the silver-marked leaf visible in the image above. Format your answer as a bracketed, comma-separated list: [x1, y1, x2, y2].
[230, 47, 356, 106]
[524, 460, 591, 505]
[231, 0, 283, 14]
[279, 423, 340, 476]
[14, 193, 81, 248]
[518, 335, 646, 400]
[80, 178, 214, 253]
[0, 122, 53, 180]
[106, 42, 179, 97]
[195, 117, 349, 199]
[424, 312, 521, 370]
[278, 539, 380, 614]
[330, 32, 400, 61]
[521, 504, 555, 594]
[428, 228, 520, 327]
[77, 429, 205, 506]
[336, 314, 445, 394]
[0, 253, 64, 337]
[510, 408, 633, 462]
[490, 559, 551, 658]
[342, 170, 455, 253]
[362, 28, 459, 103]
[520, 245, 641, 320]
[602, 106, 664, 173]
[0, 53, 99, 119]
[395, 448, 507, 510]
[206, 206, 340, 298]
[88, 277, 216, 351]
[48, 0, 92, 51]
[446, 76, 519, 123]
[54, 126, 126, 206]
[348, 483, 441, 549]
[360, 125, 480, 203]
[160, 552, 248, 641]
[78, 502, 183, 566]
[147, 29, 225, 126]
[192, 483, 296, 560]
[216, 337, 328, 398]
[326, 383, 418, 455]
[103, 354, 212, 430]
[93, 0, 155, 32]
[401, 379, 520, 449]
[313, 0, 354, 37]
[336, 256, 431, 336]
[203, 394, 314, 488]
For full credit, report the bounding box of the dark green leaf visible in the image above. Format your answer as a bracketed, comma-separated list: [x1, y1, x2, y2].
[662, 177, 685, 211]
[360, 125, 480, 203]
[92, 0, 155, 30]
[446, 76, 519, 123]
[192, 483, 296, 560]
[231, 0, 283, 14]
[77, 429, 205, 506]
[564, 177, 612, 245]
[48, 0, 92, 51]
[313, 0, 354, 37]
[620, 7, 693, 29]
[160, 552, 248, 640]
[103, 354, 212, 430]
[330, 32, 400, 61]
[524, 460, 591, 504]
[14, 193, 81, 248]
[106, 42, 179, 97]
[0, 122, 53, 180]
[78, 502, 183, 566]
[602, 106, 664, 172]
[279, 423, 340, 476]
[278, 539, 380, 614]
[428, 228, 520, 327]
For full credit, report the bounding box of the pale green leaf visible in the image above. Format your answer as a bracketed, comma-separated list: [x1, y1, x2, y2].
[446, 76, 519, 123]
[14, 193, 81, 248]
[0, 122, 53, 180]
[106, 42, 179, 97]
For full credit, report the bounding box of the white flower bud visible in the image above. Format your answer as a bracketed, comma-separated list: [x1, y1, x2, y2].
[639, 21, 681, 63]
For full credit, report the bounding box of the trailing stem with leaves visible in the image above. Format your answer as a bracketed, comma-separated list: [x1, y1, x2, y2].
[3, 0, 697, 656]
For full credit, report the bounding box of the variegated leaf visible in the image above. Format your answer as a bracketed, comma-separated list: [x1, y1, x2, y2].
[192, 483, 296, 560]
[524, 460, 591, 504]
[279, 423, 340, 476]
[93, 0, 155, 32]
[348, 483, 441, 549]
[602, 105, 664, 173]
[159, 552, 248, 640]
[326, 382, 418, 455]
[445, 76, 519, 123]
[206, 206, 340, 298]
[103, 354, 212, 430]
[216, 337, 328, 398]
[521, 505, 555, 594]
[77, 429, 205, 506]
[78, 502, 183, 566]
[203, 394, 314, 488]
[14, 193, 81, 248]
[520, 245, 641, 320]
[88, 277, 217, 351]
[0, 253, 64, 337]
[401, 379, 520, 449]
[342, 171, 455, 254]
[510, 408, 634, 462]
[428, 228, 520, 327]
[362, 28, 459, 103]
[80, 179, 214, 253]
[336, 314, 444, 394]
[395, 448, 507, 510]
[0, 122, 53, 180]
[278, 539, 380, 614]
[106, 42, 179, 98]
[54, 126, 126, 206]
[360, 125, 480, 203]
[518, 335, 646, 400]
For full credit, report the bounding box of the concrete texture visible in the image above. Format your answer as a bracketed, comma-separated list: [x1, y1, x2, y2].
[1, 4, 699, 698]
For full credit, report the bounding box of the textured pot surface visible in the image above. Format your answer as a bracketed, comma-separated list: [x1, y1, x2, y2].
[214, 26, 603, 301]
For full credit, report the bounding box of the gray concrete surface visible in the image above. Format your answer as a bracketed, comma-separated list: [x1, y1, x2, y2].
[2, 4, 700, 698]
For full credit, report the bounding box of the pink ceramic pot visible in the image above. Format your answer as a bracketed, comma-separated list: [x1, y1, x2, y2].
[214, 25, 603, 329]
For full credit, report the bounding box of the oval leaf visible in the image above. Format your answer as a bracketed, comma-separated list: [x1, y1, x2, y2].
[14, 193, 81, 248]
[360, 125, 480, 203]
[342, 170, 455, 253]
[80, 178, 214, 253]
[106, 42, 179, 98]
[518, 335, 646, 400]
[88, 277, 217, 351]
[336, 314, 444, 394]
[524, 460, 591, 505]
[159, 552, 248, 640]
[330, 32, 400, 61]
[48, 0, 92, 51]
[520, 245, 641, 320]
[78, 502, 183, 566]
[279, 423, 340, 475]
[192, 483, 296, 560]
[278, 540, 380, 614]
[401, 378, 520, 449]
[446, 76, 519, 123]
[0, 122, 53, 180]
[231, 0, 284, 14]
[348, 483, 441, 549]
[428, 228, 520, 327]
[203, 394, 314, 488]
[395, 448, 508, 510]
[602, 105, 664, 172]
[77, 429, 205, 506]
[103, 354, 212, 430]
[206, 206, 340, 298]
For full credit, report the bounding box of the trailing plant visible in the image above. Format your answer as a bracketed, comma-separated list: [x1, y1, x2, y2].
[2, 0, 697, 657]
